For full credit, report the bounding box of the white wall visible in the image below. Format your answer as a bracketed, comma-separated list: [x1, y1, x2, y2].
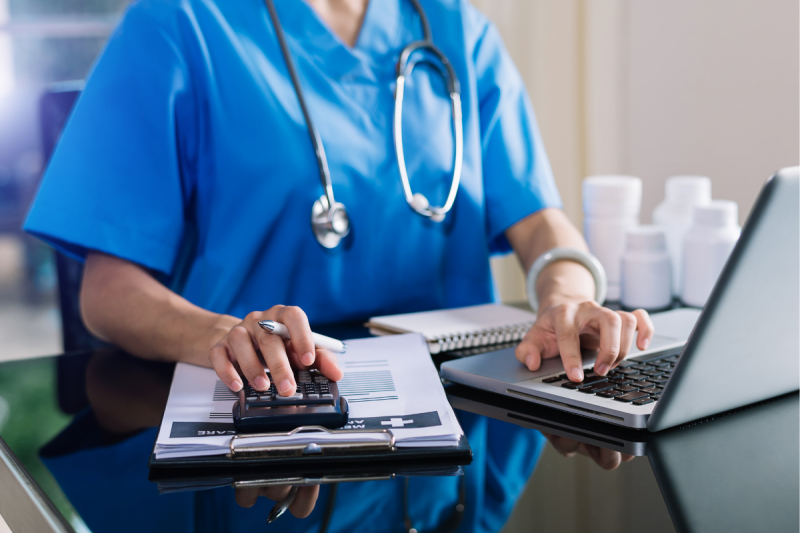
[624, 0, 799, 225]
[479, 0, 799, 303]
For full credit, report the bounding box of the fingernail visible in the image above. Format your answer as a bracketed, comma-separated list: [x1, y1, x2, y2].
[231, 379, 243, 392]
[279, 379, 294, 395]
[569, 367, 584, 382]
[644, 338, 650, 349]
[524, 354, 533, 369]
[596, 363, 610, 376]
[301, 352, 314, 366]
[254, 375, 269, 390]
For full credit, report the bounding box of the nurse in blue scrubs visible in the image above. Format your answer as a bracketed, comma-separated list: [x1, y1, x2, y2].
[26, 0, 654, 519]
[25, 0, 652, 394]
[26, 0, 653, 395]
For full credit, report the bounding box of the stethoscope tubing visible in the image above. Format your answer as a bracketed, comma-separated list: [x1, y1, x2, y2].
[264, 0, 337, 211]
[393, 59, 462, 218]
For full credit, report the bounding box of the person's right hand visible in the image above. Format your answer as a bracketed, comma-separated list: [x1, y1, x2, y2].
[209, 306, 343, 396]
[235, 484, 320, 517]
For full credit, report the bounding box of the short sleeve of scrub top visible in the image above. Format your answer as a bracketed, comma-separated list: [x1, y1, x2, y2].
[24, 0, 562, 322]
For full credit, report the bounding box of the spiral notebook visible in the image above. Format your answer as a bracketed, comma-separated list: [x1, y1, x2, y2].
[366, 303, 537, 354]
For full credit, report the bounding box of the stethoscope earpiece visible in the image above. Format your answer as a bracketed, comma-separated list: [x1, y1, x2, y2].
[410, 193, 446, 223]
[430, 212, 446, 223]
[410, 192, 429, 213]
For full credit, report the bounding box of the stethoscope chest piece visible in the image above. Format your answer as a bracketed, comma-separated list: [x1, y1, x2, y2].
[311, 195, 351, 249]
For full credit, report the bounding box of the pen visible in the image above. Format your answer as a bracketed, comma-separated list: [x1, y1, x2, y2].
[258, 320, 347, 353]
[267, 486, 298, 524]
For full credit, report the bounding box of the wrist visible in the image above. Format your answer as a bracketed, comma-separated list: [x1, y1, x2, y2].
[527, 247, 606, 315]
[536, 261, 596, 316]
[190, 313, 240, 366]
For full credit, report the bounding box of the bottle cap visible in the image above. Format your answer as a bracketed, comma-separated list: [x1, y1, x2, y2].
[583, 175, 642, 217]
[693, 200, 738, 228]
[665, 176, 712, 205]
[624, 225, 667, 252]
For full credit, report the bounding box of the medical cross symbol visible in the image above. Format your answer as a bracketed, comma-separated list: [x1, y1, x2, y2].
[381, 418, 414, 428]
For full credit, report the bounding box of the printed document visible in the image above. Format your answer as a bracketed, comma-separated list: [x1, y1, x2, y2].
[154, 334, 463, 460]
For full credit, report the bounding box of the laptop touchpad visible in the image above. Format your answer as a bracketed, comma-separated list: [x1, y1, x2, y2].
[449, 347, 597, 384]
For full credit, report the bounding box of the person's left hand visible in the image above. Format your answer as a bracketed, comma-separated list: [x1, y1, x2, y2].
[543, 432, 635, 470]
[516, 301, 655, 382]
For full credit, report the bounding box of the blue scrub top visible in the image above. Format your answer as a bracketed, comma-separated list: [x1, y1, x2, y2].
[25, 0, 561, 323]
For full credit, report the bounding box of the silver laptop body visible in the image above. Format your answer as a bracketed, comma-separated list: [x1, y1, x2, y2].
[441, 167, 800, 431]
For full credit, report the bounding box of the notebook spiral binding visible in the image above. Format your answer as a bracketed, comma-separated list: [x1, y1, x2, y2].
[431, 321, 534, 354]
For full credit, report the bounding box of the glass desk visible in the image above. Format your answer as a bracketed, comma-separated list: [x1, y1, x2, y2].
[0, 344, 797, 533]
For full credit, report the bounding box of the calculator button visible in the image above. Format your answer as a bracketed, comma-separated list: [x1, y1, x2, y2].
[307, 393, 320, 399]
[320, 394, 333, 399]
[246, 396, 258, 401]
[258, 394, 273, 400]
[276, 393, 304, 400]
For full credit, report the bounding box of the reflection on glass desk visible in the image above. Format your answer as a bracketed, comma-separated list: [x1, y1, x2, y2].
[448, 384, 800, 533]
[2, 349, 544, 533]
[0, 347, 797, 533]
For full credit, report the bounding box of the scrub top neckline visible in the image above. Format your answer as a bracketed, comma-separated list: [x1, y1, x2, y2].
[273, 0, 412, 82]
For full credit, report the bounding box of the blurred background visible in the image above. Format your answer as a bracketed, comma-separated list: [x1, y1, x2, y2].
[0, 0, 129, 363]
[0, 1, 795, 531]
[479, 0, 799, 302]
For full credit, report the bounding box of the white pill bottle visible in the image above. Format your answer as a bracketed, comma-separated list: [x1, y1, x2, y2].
[583, 175, 642, 301]
[681, 201, 741, 307]
[652, 176, 712, 296]
[620, 226, 672, 310]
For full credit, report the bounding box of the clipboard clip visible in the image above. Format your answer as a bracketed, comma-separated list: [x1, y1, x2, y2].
[232, 473, 395, 488]
[228, 426, 396, 459]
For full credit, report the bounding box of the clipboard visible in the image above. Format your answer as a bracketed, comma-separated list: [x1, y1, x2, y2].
[148, 426, 472, 471]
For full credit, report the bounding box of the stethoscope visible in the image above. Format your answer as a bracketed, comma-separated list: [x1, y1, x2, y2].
[264, 0, 464, 249]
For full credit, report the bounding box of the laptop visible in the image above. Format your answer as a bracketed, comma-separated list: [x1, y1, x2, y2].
[441, 167, 799, 431]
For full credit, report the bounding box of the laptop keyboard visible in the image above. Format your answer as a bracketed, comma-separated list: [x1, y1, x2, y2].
[541, 354, 680, 406]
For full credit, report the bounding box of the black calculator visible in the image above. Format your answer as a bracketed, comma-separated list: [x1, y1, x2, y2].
[232, 369, 349, 433]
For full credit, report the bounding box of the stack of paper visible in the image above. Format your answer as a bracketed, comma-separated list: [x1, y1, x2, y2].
[153, 334, 464, 460]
